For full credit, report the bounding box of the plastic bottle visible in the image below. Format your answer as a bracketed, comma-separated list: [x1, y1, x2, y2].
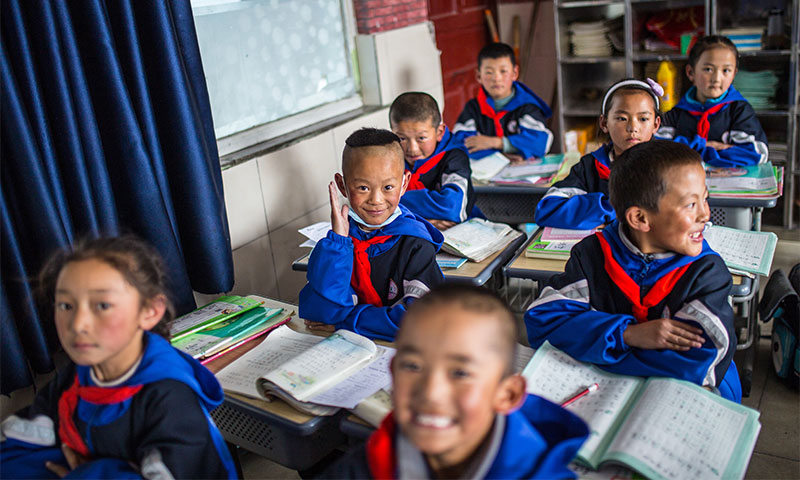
[657, 60, 678, 112]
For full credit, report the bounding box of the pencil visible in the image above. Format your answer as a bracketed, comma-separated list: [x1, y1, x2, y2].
[561, 383, 599, 407]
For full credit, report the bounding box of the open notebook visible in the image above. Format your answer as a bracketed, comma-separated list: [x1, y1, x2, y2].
[522, 343, 761, 480]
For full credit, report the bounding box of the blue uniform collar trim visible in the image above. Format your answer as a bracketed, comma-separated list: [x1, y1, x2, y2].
[348, 204, 444, 250]
[601, 220, 715, 287]
[678, 85, 746, 111]
[480, 81, 552, 118]
[591, 143, 613, 169]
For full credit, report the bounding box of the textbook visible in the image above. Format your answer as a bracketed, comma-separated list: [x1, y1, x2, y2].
[435, 252, 468, 269]
[441, 218, 523, 262]
[171, 305, 289, 359]
[706, 163, 779, 198]
[704, 225, 777, 277]
[217, 325, 394, 416]
[489, 154, 564, 184]
[525, 227, 597, 259]
[170, 296, 264, 342]
[523, 342, 761, 480]
[470, 151, 511, 181]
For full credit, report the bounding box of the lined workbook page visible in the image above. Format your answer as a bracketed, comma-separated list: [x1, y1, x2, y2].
[309, 345, 394, 409]
[605, 378, 751, 480]
[217, 325, 324, 398]
[522, 344, 641, 461]
[263, 329, 377, 401]
[703, 226, 775, 275]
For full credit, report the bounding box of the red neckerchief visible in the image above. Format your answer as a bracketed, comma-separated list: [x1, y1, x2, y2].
[367, 412, 396, 479]
[596, 232, 691, 322]
[58, 375, 143, 457]
[687, 101, 733, 140]
[595, 159, 610, 180]
[350, 235, 393, 307]
[477, 88, 507, 138]
[406, 151, 446, 191]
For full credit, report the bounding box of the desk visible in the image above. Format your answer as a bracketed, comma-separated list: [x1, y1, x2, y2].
[292, 233, 526, 288]
[205, 314, 347, 471]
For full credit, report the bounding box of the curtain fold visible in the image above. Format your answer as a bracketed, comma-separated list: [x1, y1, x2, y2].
[1, 0, 234, 394]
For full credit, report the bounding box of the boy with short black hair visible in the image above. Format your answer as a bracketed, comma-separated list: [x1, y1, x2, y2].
[390, 92, 476, 230]
[525, 140, 742, 402]
[324, 284, 589, 479]
[453, 42, 554, 160]
[299, 128, 444, 342]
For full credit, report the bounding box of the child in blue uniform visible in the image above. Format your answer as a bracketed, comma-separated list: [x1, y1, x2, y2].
[657, 35, 768, 167]
[324, 284, 589, 479]
[299, 128, 444, 341]
[453, 42, 553, 160]
[390, 92, 476, 230]
[526, 140, 742, 403]
[0, 236, 237, 479]
[536, 78, 663, 229]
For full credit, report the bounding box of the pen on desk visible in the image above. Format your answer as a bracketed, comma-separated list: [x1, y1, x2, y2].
[561, 383, 599, 407]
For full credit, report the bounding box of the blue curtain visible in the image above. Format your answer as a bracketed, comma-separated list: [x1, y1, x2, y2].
[1, 0, 234, 394]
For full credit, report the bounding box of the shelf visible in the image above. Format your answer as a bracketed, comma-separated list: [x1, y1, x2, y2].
[563, 109, 602, 116]
[632, 52, 687, 61]
[558, 0, 623, 8]
[560, 56, 625, 64]
[738, 50, 792, 58]
[755, 110, 792, 116]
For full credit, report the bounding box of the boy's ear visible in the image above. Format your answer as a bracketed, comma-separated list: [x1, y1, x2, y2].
[139, 294, 167, 331]
[493, 374, 527, 414]
[625, 206, 652, 232]
[435, 123, 446, 142]
[475, 68, 482, 83]
[334, 173, 347, 198]
[400, 171, 411, 196]
[511, 64, 520, 81]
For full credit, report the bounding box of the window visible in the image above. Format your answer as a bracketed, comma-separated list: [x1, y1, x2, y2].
[191, 0, 361, 155]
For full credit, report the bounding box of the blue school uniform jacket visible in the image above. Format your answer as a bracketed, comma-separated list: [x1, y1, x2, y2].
[524, 221, 742, 403]
[400, 127, 476, 223]
[535, 144, 616, 229]
[299, 205, 444, 342]
[453, 81, 554, 160]
[322, 394, 589, 479]
[0, 332, 237, 479]
[657, 86, 768, 167]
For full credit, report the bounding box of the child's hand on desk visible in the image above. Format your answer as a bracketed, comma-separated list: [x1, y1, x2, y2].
[464, 134, 502, 153]
[45, 444, 87, 478]
[428, 219, 456, 231]
[305, 320, 336, 333]
[706, 140, 732, 151]
[623, 319, 705, 351]
[329, 181, 349, 237]
[504, 153, 525, 164]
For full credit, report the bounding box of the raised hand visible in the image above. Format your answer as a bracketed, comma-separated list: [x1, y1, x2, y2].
[329, 181, 349, 237]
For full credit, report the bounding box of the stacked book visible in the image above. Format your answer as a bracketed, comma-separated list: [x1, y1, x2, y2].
[490, 154, 564, 185]
[734, 69, 780, 110]
[170, 295, 291, 363]
[441, 218, 523, 263]
[720, 27, 763, 51]
[706, 163, 781, 199]
[525, 226, 599, 259]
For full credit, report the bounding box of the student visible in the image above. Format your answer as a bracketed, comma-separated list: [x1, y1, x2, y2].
[536, 78, 663, 229]
[0, 236, 237, 479]
[389, 92, 476, 230]
[324, 284, 589, 479]
[299, 128, 444, 342]
[657, 35, 768, 167]
[453, 42, 554, 160]
[525, 140, 742, 403]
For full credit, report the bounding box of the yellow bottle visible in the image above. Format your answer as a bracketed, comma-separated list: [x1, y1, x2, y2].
[657, 60, 678, 112]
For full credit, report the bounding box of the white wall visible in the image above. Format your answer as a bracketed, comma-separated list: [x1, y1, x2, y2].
[195, 22, 444, 307]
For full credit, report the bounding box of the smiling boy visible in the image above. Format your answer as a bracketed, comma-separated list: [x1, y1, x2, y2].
[299, 128, 444, 341]
[453, 42, 553, 160]
[525, 140, 742, 402]
[324, 284, 589, 479]
[390, 92, 475, 230]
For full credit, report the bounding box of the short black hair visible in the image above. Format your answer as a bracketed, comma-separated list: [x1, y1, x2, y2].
[389, 92, 442, 127]
[688, 35, 739, 69]
[342, 128, 404, 176]
[404, 284, 518, 375]
[478, 42, 516, 68]
[609, 140, 702, 227]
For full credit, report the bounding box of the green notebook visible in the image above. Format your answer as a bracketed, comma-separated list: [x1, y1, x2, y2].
[169, 295, 263, 342]
[523, 342, 761, 480]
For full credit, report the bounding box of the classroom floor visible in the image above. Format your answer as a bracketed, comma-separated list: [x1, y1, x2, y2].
[238, 232, 800, 479]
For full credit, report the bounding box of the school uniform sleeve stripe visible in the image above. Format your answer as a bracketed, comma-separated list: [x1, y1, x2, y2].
[401, 279, 430, 301]
[674, 299, 730, 387]
[440, 172, 469, 221]
[518, 114, 554, 153]
[541, 186, 588, 199]
[655, 125, 676, 140]
[528, 280, 591, 310]
[724, 130, 769, 163]
[0, 415, 55, 446]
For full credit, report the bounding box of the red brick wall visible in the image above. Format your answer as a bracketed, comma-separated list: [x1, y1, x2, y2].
[353, 0, 428, 34]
